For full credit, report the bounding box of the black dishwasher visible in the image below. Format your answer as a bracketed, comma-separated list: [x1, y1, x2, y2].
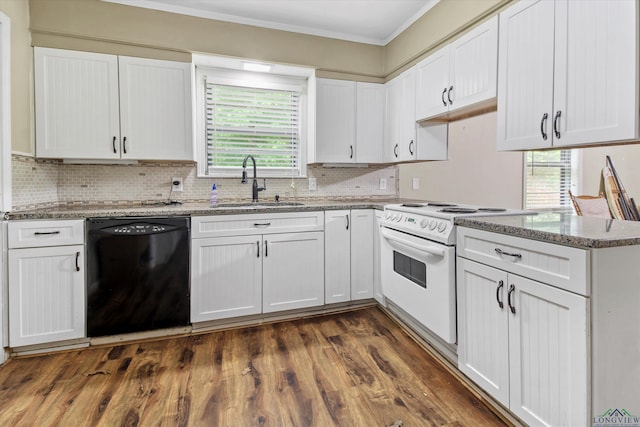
[86, 217, 190, 337]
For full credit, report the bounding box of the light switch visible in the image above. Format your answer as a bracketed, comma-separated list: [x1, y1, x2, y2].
[379, 178, 387, 190]
[412, 178, 420, 190]
[309, 177, 317, 191]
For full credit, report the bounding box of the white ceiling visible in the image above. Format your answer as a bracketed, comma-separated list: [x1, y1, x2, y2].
[102, 0, 440, 45]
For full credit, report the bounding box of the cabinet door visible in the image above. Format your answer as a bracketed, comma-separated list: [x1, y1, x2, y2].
[191, 236, 262, 322]
[350, 209, 374, 300]
[324, 210, 351, 303]
[552, 0, 638, 147]
[315, 78, 356, 163]
[456, 258, 510, 407]
[9, 245, 85, 347]
[415, 46, 450, 121]
[497, 0, 555, 151]
[355, 82, 384, 163]
[119, 56, 193, 160]
[384, 77, 402, 162]
[450, 16, 498, 113]
[34, 48, 120, 159]
[373, 211, 385, 305]
[398, 67, 417, 162]
[508, 274, 588, 427]
[263, 232, 324, 313]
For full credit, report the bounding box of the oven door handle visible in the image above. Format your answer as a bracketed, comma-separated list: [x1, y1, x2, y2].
[380, 228, 445, 257]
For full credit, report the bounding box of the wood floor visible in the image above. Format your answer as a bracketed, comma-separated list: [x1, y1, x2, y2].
[0, 308, 507, 426]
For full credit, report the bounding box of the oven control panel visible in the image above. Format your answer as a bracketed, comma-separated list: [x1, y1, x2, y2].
[381, 210, 453, 244]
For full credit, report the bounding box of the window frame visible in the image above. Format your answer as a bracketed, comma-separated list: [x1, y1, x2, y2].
[195, 65, 309, 178]
[523, 149, 580, 211]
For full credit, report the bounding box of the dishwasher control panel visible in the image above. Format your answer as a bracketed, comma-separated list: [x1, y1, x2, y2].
[112, 224, 168, 234]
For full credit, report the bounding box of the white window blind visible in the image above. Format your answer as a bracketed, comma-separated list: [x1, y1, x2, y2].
[525, 150, 573, 209]
[205, 81, 301, 175]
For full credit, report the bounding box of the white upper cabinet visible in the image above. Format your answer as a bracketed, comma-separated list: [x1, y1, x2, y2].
[384, 67, 416, 162]
[34, 47, 193, 161]
[316, 79, 356, 163]
[497, 0, 638, 150]
[315, 78, 383, 163]
[35, 48, 121, 159]
[355, 82, 385, 163]
[118, 56, 193, 160]
[415, 16, 498, 122]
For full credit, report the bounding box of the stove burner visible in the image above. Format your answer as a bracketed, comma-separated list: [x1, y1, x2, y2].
[477, 208, 507, 212]
[401, 203, 425, 208]
[427, 202, 458, 207]
[439, 207, 478, 214]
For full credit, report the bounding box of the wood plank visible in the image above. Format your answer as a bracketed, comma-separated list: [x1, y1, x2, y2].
[0, 308, 509, 426]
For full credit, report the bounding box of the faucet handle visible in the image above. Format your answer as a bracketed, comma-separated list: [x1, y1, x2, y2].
[262, 178, 267, 191]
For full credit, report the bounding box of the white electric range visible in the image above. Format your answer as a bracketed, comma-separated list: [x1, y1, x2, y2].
[379, 201, 533, 353]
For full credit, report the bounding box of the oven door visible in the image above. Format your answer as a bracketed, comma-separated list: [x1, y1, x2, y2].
[380, 226, 456, 343]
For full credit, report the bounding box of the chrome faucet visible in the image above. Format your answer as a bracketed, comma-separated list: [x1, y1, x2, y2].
[241, 155, 266, 203]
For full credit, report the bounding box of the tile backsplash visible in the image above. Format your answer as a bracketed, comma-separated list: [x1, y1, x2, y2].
[12, 155, 398, 210]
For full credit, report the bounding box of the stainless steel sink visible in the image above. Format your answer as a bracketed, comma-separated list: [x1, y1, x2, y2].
[210, 201, 304, 209]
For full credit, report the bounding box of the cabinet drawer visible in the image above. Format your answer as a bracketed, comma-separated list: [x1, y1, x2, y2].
[192, 211, 324, 238]
[457, 227, 589, 296]
[9, 220, 85, 249]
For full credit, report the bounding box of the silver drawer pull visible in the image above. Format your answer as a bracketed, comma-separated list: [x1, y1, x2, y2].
[253, 222, 271, 228]
[495, 248, 522, 259]
[34, 231, 61, 236]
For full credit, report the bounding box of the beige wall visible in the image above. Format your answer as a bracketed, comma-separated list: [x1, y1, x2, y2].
[15, 0, 513, 157]
[28, 0, 383, 75]
[384, 0, 511, 76]
[399, 112, 525, 209]
[577, 144, 640, 200]
[1, 0, 31, 154]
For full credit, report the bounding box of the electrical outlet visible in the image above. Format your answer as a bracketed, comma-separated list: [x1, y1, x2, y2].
[308, 177, 317, 191]
[379, 178, 387, 190]
[172, 177, 183, 192]
[412, 178, 420, 190]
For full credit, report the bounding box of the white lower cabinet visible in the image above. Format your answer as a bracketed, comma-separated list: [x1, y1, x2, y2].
[324, 209, 374, 303]
[8, 220, 85, 347]
[373, 211, 385, 305]
[457, 227, 588, 426]
[262, 232, 324, 313]
[324, 210, 351, 303]
[191, 235, 262, 322]
[190, 212, 325, 322]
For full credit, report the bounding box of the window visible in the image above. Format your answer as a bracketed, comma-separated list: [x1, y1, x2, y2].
[524, 149, 576, 210]
[195, 66, 308, 178]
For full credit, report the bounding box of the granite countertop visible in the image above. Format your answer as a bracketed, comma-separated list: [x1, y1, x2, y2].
[6, 198, 410, 220]
[456, 212, 640, 249]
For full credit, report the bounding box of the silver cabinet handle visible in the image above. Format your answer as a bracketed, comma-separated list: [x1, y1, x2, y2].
[553, 110, 561, 139]
[264, 240, 268, 257]
[257, 240, 260, 258]
[345, 214, 350, 230]
[507, 284, 516, 314]
[495, 248, 522, 259]
[441, 87, 448, 106]
[447, 85, 453, 105]
[254, 223, 271, 228]
[540, 113, 548, 140]
[123, 136, 128, 154]
[75, 251, 81, 272]
[112, 136, 117, 153]
[496, 280, 504, 309]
